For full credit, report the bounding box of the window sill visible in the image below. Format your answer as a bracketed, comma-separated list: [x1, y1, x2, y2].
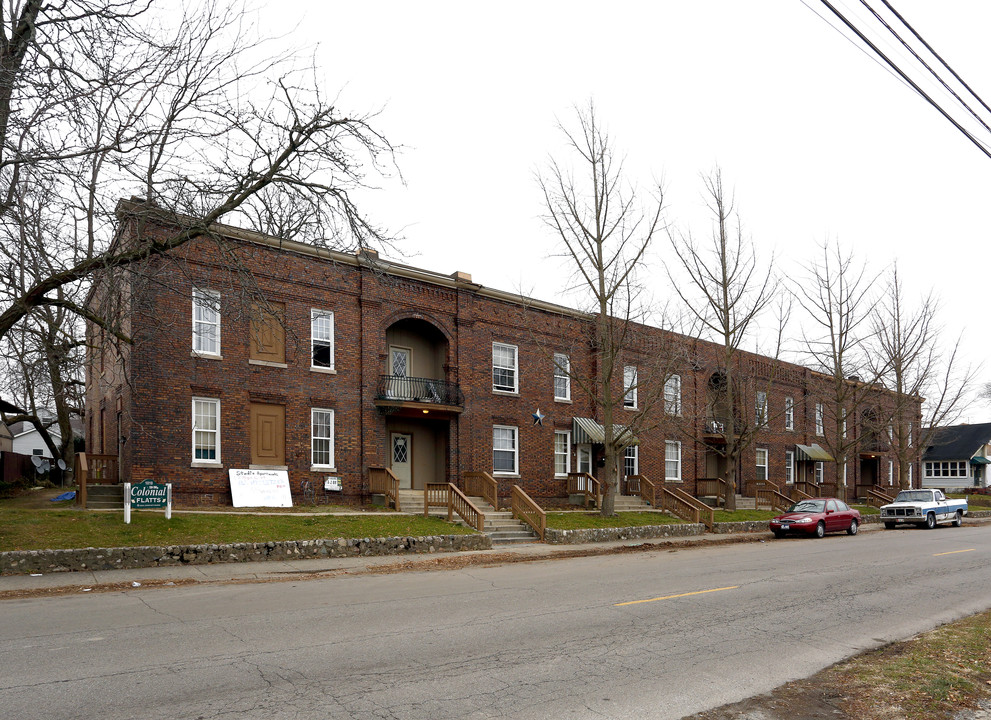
[492, 389, 519, 397]
[493, 472, 520, 479]
[191, 461, 222, 468]
[191, 352, 223, 361]
[310, 466, 337, 473]
[310, 366, 337, 375]
[554, 473, 568, 479]
[623, 406, 638, 411]
[554, 398, 572, 404]
[664, 479, 683, 483]
[249, 359, 288, 368]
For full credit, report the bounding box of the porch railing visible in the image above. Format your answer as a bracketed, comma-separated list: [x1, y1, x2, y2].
[696, 477, 728, 506]
[795, 480, 822, 498]
[866, 487, 896, 508]
[464, 471, 499, 510]
[756, 484, 793, 513]
[627, 474, 658, 508]
[567, 472, 600, 508]
[375, 375, 463, 406]
[74, 453, 119, 509]
[368, 467, 401, 511]
[425, 482, 485, 532]
[511, 485, 546, 541]
[787, 485, 814, 501]
[661, 485, 715, 531]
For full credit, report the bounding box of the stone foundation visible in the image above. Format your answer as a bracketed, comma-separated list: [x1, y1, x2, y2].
[544, 523, 705, 544]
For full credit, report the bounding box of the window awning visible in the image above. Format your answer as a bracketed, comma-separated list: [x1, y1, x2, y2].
[572, 417, 639, 447]
[796, 443, 834, 462]
[970, 456, 991, 465]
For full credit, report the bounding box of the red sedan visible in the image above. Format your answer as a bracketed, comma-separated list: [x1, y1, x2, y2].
[769, 498, 861, 539]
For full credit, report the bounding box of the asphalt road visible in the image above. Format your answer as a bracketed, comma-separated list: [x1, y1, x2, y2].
[3, 524, 990, 720]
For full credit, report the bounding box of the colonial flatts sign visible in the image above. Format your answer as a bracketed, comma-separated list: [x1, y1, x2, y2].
[130, 479, 169, 508]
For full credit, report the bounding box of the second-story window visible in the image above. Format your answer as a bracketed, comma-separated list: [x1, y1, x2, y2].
[755, 391, 768, 427]
[311, 310, 335, 370]
[553, 353, 570, 401]
[493, 343, 518, 393]
[784, 397, 794, 431]
[623, 366, 638, 409]
[192, 288, 220, 356]
[664, 374, 681, 415]
[815, 403, 824, 436]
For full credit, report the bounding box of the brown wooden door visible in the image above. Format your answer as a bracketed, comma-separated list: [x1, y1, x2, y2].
[250, 403, 285, 466]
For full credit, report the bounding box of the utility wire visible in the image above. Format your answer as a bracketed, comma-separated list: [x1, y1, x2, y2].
[816, 0, 991, 160]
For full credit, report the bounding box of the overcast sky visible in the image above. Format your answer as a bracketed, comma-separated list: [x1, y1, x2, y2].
[262, 1, 991, 418]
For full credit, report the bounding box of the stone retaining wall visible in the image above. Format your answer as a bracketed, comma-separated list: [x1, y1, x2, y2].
[544, 523, 705, 544]
[0, 534, 492, 575]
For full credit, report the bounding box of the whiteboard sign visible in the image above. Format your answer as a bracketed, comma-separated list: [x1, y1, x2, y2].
[229, 469, 293, 508]
[324, 476, 342, 491]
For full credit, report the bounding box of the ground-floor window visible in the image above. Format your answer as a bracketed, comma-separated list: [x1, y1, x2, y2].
[888, 460, 894, 486]
[192, 397, 220, 463]
[665, 441, 681, 482]
[815, 461, 824, 484]
[624, 445, 639, 478]
[493, 425, 518, 475]
[311, 409, 335, 468]
[756, 448, 768, 482]
[554, 430, 571, 477]
[785, 450, 794, 484]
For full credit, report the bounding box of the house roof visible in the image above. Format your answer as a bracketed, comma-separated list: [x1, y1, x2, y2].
[923, 422, 991, 462]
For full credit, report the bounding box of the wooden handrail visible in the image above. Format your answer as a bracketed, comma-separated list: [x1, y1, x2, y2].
[425, 482, 485, 532]
[795, 480, 822, 498]
[567, 472, 600, 508]
[75, 453, 87, 508]
[511, 485, 546, 541]
[663, 486, 715, 531]
[74, 453, 119, 508]
[788, 485, 814, 501]
[696, 477, 728, 506]
[756, 485, 793, 513]
[866, 487, 895, 508]
[464, 471, 499, 510]
[368, 467, 401, 511]
[628, 474, 658, 507]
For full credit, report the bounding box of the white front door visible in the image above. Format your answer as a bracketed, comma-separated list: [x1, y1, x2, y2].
[577, 444, 592, 475]
[391, 432, 413, 489]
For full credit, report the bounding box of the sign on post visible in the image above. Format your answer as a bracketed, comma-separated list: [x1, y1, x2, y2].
[124, 480, 172, 524]
[229, 468, 292, 508]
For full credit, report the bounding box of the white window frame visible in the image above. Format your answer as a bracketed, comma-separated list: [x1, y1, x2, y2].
[623, 366, 638, 409]
[492, 343, 519, 394]
[553, 353, 571, 402]
[889, 460, 894, 486]
[191, 397, 221, 465]
[815, 461, 824, 484]
[665, 440, 682, 482]
[756, 448, 768, 482]
[755, 391, 768, 427]
[192, 288, 221, 357]
[842, 409, 848, 439]
[815, 403, 824, 436]
[664, 374, 682, 415]
[554, 430, 571, 477]
[909, 463, 914, 487]
[310, 408, 335, 469]
[784, 397, 794, 431]
[493, 425, 519, 475]
[624, 445, 639, 478]
[785, 450, 795, 484]
[924, 460, 969, 479]
[311, 309, 335, 372]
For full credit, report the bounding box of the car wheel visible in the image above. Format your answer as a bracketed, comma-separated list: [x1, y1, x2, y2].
[925, 512, 937, 529]
[815, 521, 825, 538]
[953, 510, 963, 527]
[847, 519, 858, 536]
[773, 530, 785, 539]
[884, 522, 896, 530]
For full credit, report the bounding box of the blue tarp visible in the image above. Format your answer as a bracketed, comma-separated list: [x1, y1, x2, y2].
[50, 491, 76, 502]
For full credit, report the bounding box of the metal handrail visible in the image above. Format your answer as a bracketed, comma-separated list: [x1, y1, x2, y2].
[375, 375, 463, 406]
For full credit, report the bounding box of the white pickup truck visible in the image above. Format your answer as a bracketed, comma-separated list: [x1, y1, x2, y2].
[880, 489, 968, 530]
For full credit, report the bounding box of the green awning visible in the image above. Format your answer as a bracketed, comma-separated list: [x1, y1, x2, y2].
[796, 443, 834, 462]
[572, 417, 639, 447]
[970, 456, 991, 465]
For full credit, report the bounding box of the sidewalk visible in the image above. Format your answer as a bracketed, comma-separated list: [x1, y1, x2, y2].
[0, 527, 784, 597]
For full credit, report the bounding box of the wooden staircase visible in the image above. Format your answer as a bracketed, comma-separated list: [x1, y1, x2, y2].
[85, 484, 124, 509]
[397, 490, 540, 544]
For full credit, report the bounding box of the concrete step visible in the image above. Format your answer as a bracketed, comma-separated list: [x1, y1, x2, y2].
[86, 485, 124, 509]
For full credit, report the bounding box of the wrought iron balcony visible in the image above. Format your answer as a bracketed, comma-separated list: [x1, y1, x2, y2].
[375, 375, 464, 408]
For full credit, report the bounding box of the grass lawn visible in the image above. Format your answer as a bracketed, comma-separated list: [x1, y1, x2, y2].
[0, 506, 475, 552]
[545, 511, 685, 530]
[852, 504, 880, 516]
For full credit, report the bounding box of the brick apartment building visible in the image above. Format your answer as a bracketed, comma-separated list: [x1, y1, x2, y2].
[84, 201, 921, 506]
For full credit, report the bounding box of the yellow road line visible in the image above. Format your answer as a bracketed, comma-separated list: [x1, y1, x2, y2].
[615, 586, 740, 607]
[933, 549, 976, 557]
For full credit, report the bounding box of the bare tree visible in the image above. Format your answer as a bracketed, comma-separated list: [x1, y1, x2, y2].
[0, 1, 398, 465]
[872, 266, 974, 490]
[537, 102, 667, 516]
[794, 240, 885, 496]
[667, 170, 778, 511]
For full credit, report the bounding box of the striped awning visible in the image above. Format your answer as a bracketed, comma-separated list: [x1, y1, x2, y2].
[572, 417, 639, 447]
[796, 443, 834, 462]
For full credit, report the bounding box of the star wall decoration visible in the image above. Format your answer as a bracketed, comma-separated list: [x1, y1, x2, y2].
[532, 408, 545, 426]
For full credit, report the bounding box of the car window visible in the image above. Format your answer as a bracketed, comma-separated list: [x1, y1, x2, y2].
[789, 500, 825, 513]
[835, 500, 849, 512]
[826, 500, 837, 512]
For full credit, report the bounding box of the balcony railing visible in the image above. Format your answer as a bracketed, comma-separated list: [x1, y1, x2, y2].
[375, 375, 463, 407]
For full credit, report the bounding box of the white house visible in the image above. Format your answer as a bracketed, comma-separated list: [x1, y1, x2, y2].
[921, 422, 991, 489]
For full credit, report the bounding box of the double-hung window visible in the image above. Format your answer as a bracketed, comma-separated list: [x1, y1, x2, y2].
[815, 461, 824, 484]
[192, 397, 220, 464]
[311, 409, 335, 468]
[192, 288, 221, 356]
[664, 374, 681, 415]
[815, 403, 824, 436]
[554, 430, 571, 477]
[785, 450, 795, 484]
[553, 353, 571, 401]
[665, 441, 682, 482]
[493, 425, 518, 475]
[755, 391, 768, 427]
[311, 310, 335, 370]
[493, 343, 518, 393]
[623, 366, 638, 409]
[756, 448, 768, 482]
[624, 445, 639, 478]
[784, 397, 794, 431]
